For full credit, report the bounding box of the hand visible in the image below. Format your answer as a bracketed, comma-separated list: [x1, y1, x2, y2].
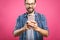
[23, 24, 28, 31]
[27, 20, 39, 31]
[23, 21, 31, 30]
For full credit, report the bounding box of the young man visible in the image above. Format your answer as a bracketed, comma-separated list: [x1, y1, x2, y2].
[13, 0, 49, 40]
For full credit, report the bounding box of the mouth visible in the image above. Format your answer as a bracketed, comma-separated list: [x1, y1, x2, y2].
[28, 8, 33, 10]
[26, 8, 34, 13]
[28, 8, 32, 10]
[28, 7, 31, 8]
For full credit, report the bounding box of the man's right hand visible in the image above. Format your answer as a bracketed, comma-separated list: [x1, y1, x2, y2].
[23, 21, 31, 31]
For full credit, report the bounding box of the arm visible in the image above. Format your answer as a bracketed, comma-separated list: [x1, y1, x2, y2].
[37, 14, 49, 37]
[13, 26, 25, 37]
[35, 27, 48, 37]
[29, 14, 49, 37]
[27, 21, 49, 37]
[13, 16, 28, 37]
[13, 21, 30, 37]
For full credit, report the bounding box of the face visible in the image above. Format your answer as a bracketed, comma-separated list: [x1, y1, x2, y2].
[25, 0, 36, 13]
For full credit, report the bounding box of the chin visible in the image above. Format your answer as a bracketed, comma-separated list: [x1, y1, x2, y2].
[27, 9, 34, 13]
[28, 11, 33, 13]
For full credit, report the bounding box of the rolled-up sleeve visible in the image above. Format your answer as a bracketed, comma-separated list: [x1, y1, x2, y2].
[41, 14, 48, 30]
[14, 16, 22, 30]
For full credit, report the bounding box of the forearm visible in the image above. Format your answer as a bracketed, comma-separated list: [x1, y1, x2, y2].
[36, 27, 48, 37]
[13, 27, 25, 37]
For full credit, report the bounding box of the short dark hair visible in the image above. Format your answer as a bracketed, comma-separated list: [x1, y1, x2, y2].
[25, 0, 36, 3]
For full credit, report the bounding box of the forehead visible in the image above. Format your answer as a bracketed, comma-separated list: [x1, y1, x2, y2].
[25, 0, 35, 3]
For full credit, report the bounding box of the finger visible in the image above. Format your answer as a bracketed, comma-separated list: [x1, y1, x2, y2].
[31, 20, 36, 22]
[26, 28, 29, 30]
[27, 21, 31, 24]
[31, 21, 36, 24]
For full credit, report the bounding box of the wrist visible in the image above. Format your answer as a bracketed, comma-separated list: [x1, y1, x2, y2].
[35, 27, 40, 32]
[22, 27, 26, 31]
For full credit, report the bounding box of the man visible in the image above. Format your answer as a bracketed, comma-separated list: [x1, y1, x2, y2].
[13, 0, 49, 40]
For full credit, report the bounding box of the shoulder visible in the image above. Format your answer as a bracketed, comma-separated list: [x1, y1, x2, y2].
[36, 12, 46, 21]
[18, 12, 27, 19]
[36, 12, 45, 17]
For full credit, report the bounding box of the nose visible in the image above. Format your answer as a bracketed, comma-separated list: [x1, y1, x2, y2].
[29, 5, 32, 7]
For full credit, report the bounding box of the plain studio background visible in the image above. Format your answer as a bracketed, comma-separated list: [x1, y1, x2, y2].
[0, 0, 60, 40]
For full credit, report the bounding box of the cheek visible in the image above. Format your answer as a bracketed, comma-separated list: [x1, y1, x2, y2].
[33, 5, 36, 8]
[25, 5, 29, 8]
[31, 5, 34, 8]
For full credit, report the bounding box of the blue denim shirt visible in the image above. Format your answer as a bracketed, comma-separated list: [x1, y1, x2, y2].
[15, 11, 48, 40]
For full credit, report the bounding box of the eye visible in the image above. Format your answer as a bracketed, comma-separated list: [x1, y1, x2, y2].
[25, 3, 35, 5]
[31, 3, 35, 5]
[25, 3, 29, 5]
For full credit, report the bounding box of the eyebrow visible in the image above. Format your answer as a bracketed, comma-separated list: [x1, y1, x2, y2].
[26, 3, 35, 4]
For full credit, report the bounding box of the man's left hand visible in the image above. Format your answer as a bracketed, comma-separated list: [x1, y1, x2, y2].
[28, 20, 39, 31]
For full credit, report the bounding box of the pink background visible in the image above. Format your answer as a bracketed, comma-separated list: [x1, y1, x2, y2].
[0, 0, 60, 40]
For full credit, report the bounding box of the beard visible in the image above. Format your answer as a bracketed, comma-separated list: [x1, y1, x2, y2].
[26, 7, 34, 13]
